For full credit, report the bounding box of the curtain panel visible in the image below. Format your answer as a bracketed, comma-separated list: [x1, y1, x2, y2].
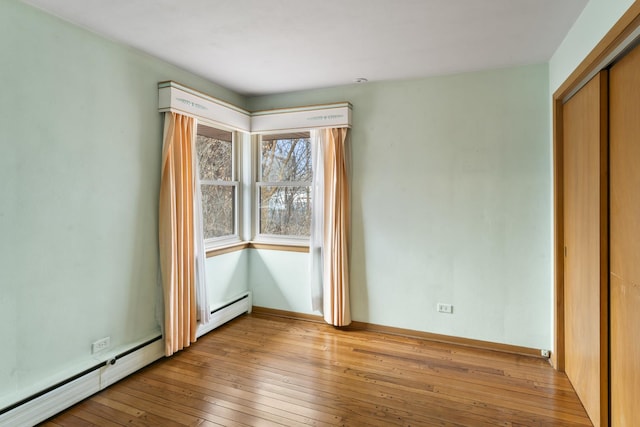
[310, 132, 325, 312]
[159, 112, 198, 356]
[193, 139, 210, 327]
[310, 128, 352, 326]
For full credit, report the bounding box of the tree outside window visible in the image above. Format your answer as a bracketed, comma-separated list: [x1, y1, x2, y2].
[258, 132, 311, 238]
[196, 125, 237, 241]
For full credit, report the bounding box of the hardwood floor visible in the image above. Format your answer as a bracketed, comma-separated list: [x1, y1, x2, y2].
[41, 313, 591, 426]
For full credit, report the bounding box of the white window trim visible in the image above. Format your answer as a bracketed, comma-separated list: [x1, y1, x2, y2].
[253, 133, 312, 245]
[195, 121, 242, 250]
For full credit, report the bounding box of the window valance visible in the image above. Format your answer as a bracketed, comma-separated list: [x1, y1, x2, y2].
[158, 81, 351, 134]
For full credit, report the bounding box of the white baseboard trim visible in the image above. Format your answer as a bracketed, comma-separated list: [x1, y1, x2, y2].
[1, 293, 252, 426]
[197, 291, 252, 337]
[0, 338, 164, 427]
[100, 339, 164, 389]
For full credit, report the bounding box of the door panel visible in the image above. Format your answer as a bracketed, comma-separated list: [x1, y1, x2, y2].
[562, 72, 608, 427]
[609, 43, 640, 427]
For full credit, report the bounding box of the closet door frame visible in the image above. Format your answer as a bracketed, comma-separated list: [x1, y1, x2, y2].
[551, 5, 640, 426]
[553, 2, 640, 372]
[553, 4, 640, 426]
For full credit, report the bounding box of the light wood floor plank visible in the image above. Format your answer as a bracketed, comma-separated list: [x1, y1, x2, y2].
[174, 349, 541, 426]
[188, 321, 587, 421]
[41, 313, 591, 426]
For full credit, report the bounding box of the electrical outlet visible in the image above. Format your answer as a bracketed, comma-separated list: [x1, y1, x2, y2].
[541, 349, 550, 358]
[92, 337, 110, 354]
[437, 303, 453, 314]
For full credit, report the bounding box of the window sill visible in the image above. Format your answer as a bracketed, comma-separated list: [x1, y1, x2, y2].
[249, 242, 309, 253]
[205, 241, 250, 257]
[205, 241, 309, 257]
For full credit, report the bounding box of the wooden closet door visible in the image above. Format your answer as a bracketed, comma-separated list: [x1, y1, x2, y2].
[562, 71, 609, 427]
[609, 42, 640, 427]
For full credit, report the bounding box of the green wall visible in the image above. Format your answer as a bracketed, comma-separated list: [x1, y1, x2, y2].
[206, 251, 249, 310]
[249, 250, 311, 313]
[0, 0, 246, 408]
[248, 64, 552, 349]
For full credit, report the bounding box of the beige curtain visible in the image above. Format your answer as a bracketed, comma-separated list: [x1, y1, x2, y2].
[159, 112, 197, 356]
[322, 128, 351, 326]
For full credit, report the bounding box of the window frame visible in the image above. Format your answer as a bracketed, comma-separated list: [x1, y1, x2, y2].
[195, 120, 242, 250]
[253, 131, 312, 246]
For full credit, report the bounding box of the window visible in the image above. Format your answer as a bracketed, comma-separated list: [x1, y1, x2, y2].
[196, 124, 239, 246]
[256, 132, 311, 241]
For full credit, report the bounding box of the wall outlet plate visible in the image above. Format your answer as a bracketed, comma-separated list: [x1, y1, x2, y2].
[437, 303, 453, 314]
[541, 349, 550, 358]
[92, 337, 110, 354]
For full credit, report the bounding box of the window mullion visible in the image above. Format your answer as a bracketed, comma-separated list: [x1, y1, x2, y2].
[200, 180, 238, 186]
[256, 181, 310, 187]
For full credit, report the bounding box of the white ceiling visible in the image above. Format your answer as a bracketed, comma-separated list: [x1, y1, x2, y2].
[24, 0, 588, 96]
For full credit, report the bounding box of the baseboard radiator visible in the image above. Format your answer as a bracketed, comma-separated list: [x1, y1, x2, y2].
[0, 337, 164, 427]
[197, 291, 252, 337]
[0, 291, 251, 427]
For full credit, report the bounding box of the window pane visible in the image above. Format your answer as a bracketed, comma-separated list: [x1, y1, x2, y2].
[260, 186, 310, 236]
[196, 125, 232, 181]
[201, 185, 234, 239]
[260, 135, 311, 182]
